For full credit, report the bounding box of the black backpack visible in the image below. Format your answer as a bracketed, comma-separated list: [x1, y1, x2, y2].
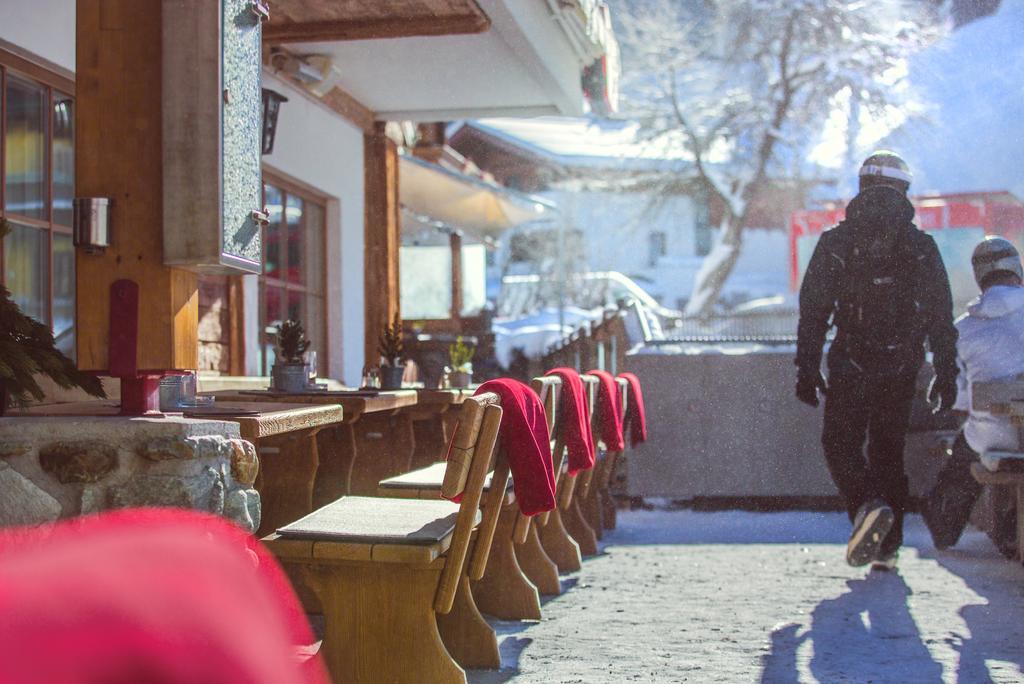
[832, 221, 925, 367]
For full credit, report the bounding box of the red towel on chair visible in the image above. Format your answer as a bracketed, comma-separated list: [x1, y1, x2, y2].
[588, 369, 625, 452]
[546, 368, 596, 474]
[618, 371, 648, 447]
[0, 508, 329, 684]
[474, 379, 556, 516]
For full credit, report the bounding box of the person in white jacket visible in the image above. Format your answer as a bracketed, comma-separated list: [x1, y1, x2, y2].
[924, 236, 1024, 555]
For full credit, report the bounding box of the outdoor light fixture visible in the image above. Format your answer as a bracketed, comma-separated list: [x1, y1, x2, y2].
[261, 87, 288, 155]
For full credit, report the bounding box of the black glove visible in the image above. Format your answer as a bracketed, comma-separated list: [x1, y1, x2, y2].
[928, 376, 958, 414]
[796, 370, 828, 408]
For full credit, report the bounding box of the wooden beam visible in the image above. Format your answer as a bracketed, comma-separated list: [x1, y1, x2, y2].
[75, 0, 197, 372]
[265, 48, 376, 134]
[264, 13, 491, 44]
[450, 230, 463, 323]
[364, 123, 401, 367]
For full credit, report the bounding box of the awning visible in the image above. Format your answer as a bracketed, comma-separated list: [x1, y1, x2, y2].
[399, 155, 551, 240]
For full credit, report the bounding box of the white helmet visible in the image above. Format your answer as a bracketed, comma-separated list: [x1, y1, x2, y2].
[859, 150, 912, 187]
[972, 236, 1023, 288]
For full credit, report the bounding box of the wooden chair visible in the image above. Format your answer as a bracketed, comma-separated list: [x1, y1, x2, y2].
[512, 377, 571, 595]
[380, 377, 560, 621]
[555, 373, 600, 557]
[577, 376, 629, 537]
[466, 377, 559, 618]
[529, 376, 587, 574]
[265, 393, 505, 684]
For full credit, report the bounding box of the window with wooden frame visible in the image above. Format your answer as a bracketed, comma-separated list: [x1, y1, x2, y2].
[0, 53, 76, 358]
[260, 175, 327, 376]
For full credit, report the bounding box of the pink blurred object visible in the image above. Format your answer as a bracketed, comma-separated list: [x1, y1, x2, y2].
[0, 508, 329, 684]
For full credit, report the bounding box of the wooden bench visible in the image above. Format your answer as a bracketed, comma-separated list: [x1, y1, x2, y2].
[265, 393, 505, 683]
[378, 377, 562, 620]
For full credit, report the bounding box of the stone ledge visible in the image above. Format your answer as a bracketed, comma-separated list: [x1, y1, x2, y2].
[0, 416, 259, 532]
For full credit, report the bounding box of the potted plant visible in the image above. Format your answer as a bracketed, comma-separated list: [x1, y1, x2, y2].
[447, 336, 475, 388]
[377, 314, 405, 390]
[0, 218, 106, 415]
[271, 319, 311, 392]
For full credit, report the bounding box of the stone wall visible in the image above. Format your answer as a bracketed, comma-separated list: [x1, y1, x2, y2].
[0, 416, 260, 532]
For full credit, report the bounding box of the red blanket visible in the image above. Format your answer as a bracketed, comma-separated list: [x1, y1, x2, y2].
[618, 372, 648, 446]
[0, 508, 328, 684]
[474, 379, 556, 516]
[546, 368, 596, 474]
[588, 369, 625, 452]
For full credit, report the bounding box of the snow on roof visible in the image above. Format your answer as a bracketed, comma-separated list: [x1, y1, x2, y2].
[461, 116, 693, 172]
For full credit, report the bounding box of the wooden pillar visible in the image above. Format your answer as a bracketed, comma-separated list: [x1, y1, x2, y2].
[363, 122, 401, 365]
[450, 229, 463, 324]
[75, 0, 198, 373]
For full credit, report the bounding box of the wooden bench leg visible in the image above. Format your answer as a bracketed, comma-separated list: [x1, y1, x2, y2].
[255, 430, 319, 537]
[472, 503, 542, 620]
[601, 489, 618, 530]
[312, 425, 356, 508]
[436, 574, 500, 670]
[350, 413, 417, 495]
[601, 452, 621, 530]
[580, 481, 605, 540]
[537, 507, 583, 572]
[307, 562, 465, 684]
[562, 497, 599, 557]
[515, 523, 562, 595]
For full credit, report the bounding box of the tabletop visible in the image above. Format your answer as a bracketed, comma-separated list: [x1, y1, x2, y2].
[209, 389, 418, 420]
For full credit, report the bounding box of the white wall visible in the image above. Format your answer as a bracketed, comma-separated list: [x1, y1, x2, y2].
[0, 0, 75, 72]
[260, 71, 366, 386]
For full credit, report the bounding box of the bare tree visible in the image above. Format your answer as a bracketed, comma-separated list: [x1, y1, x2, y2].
[615, 0, 942, 319]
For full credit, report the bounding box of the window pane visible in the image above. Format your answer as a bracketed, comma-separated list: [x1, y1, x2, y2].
[305, 293, 325, 375]
[286, 193, 304, 284]
[5, 75, 49, 219]
[263, 184, 283, 279]
[52, 232, 75, 358]
[4, 222, 48, 323]
[304, 200, 324, 295]
[52, 94, 74, 227]
[262, 284, 285, 374]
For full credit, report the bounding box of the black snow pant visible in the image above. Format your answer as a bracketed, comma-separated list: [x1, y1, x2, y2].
[822, 367, 917, 556]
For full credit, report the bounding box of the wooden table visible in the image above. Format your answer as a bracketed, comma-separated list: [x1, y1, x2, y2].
[211, 389, 419, 500]
[404, 389, 471, 470]
[180, 401, 344, 537]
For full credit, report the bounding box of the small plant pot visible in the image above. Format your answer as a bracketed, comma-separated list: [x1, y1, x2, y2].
[272, 363, 310, 392]
[380, 365, 405, 390]
[450, 371, 473, 389]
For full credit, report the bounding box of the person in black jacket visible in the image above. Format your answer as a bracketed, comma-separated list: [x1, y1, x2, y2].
[796, 151, 959, 571]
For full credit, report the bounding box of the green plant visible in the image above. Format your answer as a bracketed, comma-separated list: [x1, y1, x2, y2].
[0, 217, 106, 407]
[377, 314, 404, 367]
[448, 336, 475, 372]
[275, 319, 310, 364]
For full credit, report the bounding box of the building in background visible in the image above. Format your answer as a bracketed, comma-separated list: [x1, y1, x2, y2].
[449, 117, 809, 312]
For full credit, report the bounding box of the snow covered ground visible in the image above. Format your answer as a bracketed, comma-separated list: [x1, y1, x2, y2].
[469, 509, 1024, 683]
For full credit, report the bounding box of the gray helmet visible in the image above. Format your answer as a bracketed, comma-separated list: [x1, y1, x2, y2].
[859, 151, 912, 187]
[972, 236, 1023, 288]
